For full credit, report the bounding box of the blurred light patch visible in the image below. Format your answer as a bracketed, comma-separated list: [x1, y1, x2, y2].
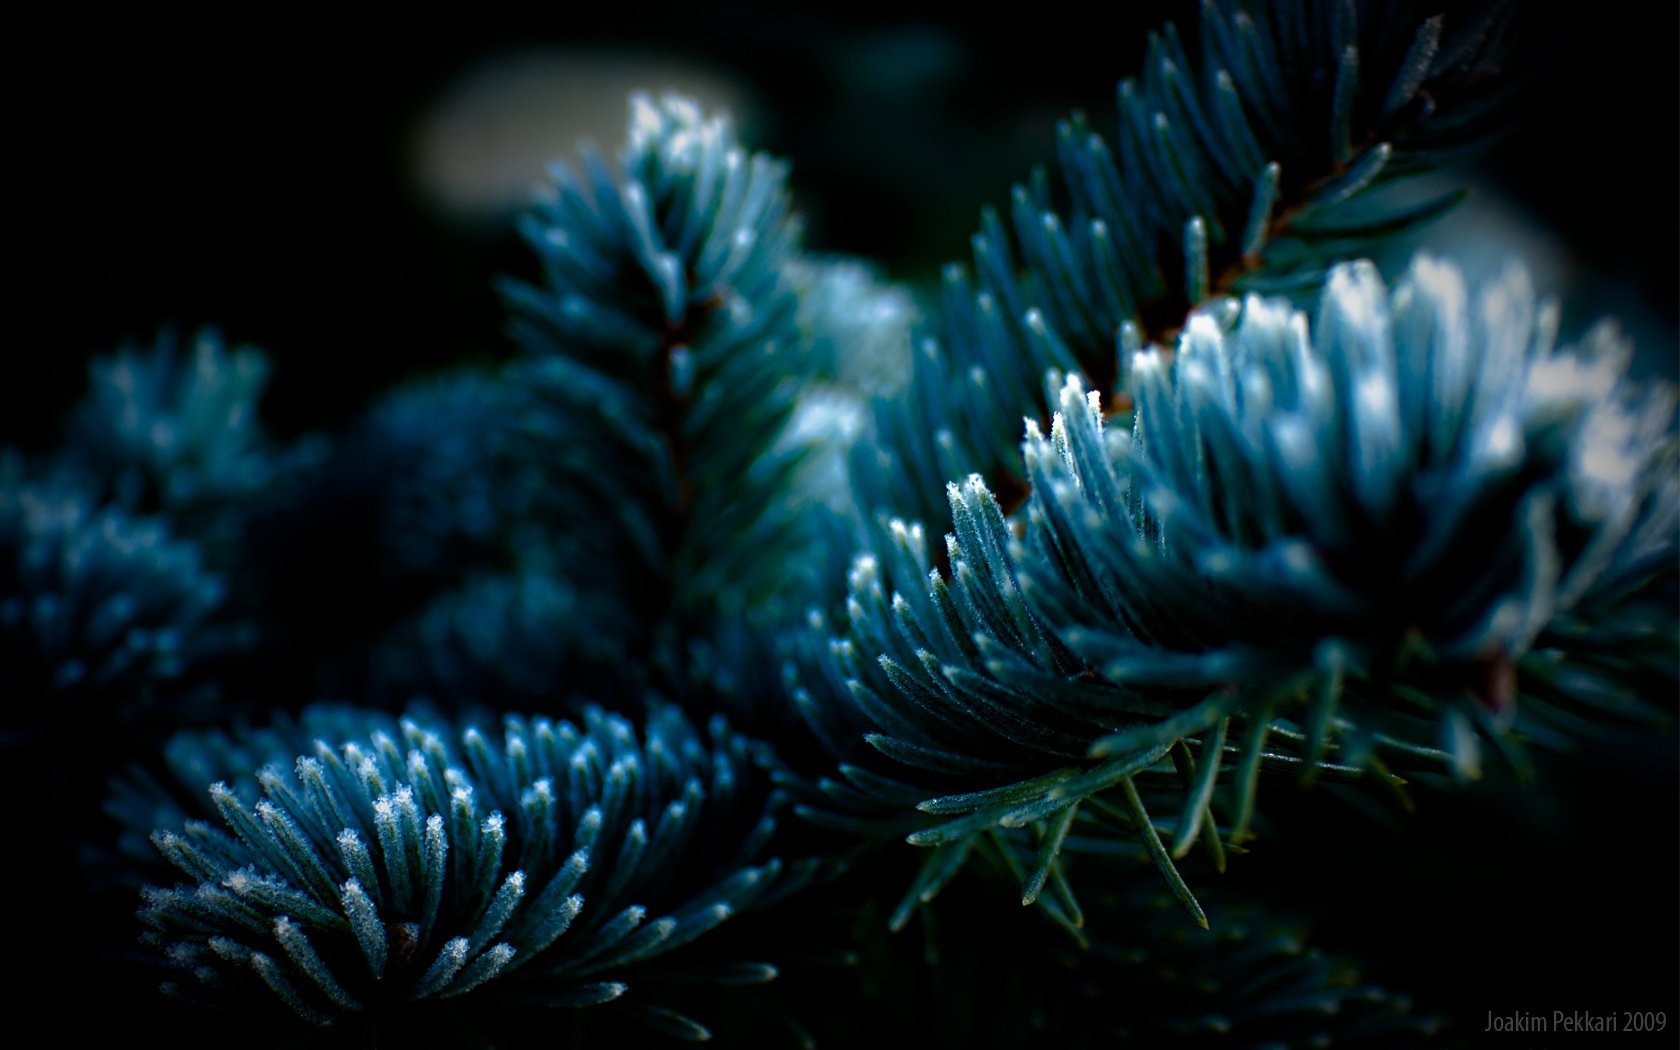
[413, 49, 751, 223]
[789, 257, 917, 395]
[778, 387, 867, 514]
[1406, 176, 1573, 294]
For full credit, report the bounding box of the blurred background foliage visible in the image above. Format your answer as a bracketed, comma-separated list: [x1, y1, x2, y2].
[12, 2, 1677, 1043]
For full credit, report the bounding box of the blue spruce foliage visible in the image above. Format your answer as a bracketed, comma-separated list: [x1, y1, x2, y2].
[64, 330, 280, 550]
[7, 3, 1675, 1045]
[132, 703, 798, 1038]
[795, 255, 1677, 922]
[855, 0, 1523, 534]
[1, 468, 246, 738]
[1019, 258, 1677, 775]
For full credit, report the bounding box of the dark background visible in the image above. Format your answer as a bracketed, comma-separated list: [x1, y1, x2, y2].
[11, 2, 1677, 446]
[11, 2, 1677, 1045]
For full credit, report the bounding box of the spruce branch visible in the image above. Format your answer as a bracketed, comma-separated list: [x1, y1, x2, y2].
[64, 329, 278, 541]
[350, 371, 647, 699]
[8, 5, 1669, 1043]
[1, 468, 248, 740]
[354, 372, 559, 588]
[226, 368, 608, 704]
[1022, 257, 1677, 775]
[498, 94, 854, 732]
[795, 254, 1677, 919]
[368, 570, 621, 711]
[855, 0, 1526, 533]
[130, 702, 803, 1039]
[788, 503, 1246, 928]
[501, 93, 810, 613]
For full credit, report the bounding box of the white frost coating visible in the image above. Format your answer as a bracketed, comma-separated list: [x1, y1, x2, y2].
[1182, 310, 1226, 359]
[1355, 369, 1398, 422]
[1525, 350, 1620, 411]
[1353, 369, 1404, 505]
[1475, 413, 1524, 469]
[1239, 291, 1292, 342]
[627, 94, 663, 148]
[1177, 355, 1217, 407]
[442, 768, 466, 798]
[663, 93, 703, 129]
[1405, 253, 1468, 327]
[1290, 340, 1331, 420]
[1322, 261, 1389, 365]
[1470, 263, 1537, 422]
[1573, 404, 1641, 518]
[577, 807, 604, 837]
[1239, 364, 1274, 424]
[1279, 540, 1317, 575]
[1268, 415, 1316, 473]
[1046, 412, 1077, 472]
